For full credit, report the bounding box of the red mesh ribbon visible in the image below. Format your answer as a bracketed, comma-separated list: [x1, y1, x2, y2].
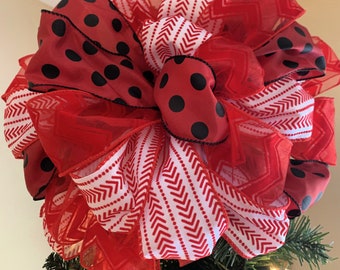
[195, 35, 265, 99]
[203, 101, 292, 205]
[42, 176, 158, 270]
[206, 0, 305, 48]
[116, 0, 305, 49]
[2, 0, 340, 269]
[302, 37, 340, 96]
[23, 140, 56, 200]
[26, 90, 160, 175]
[292, 98, 336, 165]
[2, 55, 39, 158]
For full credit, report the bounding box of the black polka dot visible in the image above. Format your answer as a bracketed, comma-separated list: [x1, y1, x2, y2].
[294, 26, 306, 36]
[56, 0, 68, 8]
[133, 33, 139, 43]
[216, 102, 225, 117]
[283, 60, 299, 69]
[301, 195, 312, 210]
[41, 64, 60, 79]
[277, 37, 293, 50]
[114, 98, 127, 105]
[315, 56, 326, 70]
[288, 209, 301, 218]
[313, 172, 326, 178]
[120, 59, 134, 69]
[291, 167, 306, 178]
[174, 55, 185, 64]
[191, 122, 209, 140]
[116, 42, 130, 55]
[159, 73, 169, 88]
[65, 49, 82, 62]
[143, 71, 154, 84]
[112, 18, 122, 32]
[52, 19, 66, 37]
[190, 73, 206, 90]
[23, 152, 28, 168]
[104, 65, 120, 80]
[91, 72, 107, 86]
[84, 0, 96, 2]
[169, 95, 185, 112]
[128, 86, 142, 99]
[41, 157, 55, 172]
[297, 70, 310, 76]
[301, 43, 313, 54]
[84, 14, 99, 27]
[290, 159, 304, 165]
[83, 41, 98, 55]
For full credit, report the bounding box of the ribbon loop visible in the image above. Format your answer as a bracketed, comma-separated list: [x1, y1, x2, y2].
[195, 35, 265, 99]
[154, 56, 228, 143]
[141, 16, 211, 72]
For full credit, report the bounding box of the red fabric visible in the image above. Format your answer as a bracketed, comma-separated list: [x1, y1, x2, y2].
[25, 8, 156, 107]
[204, 102, 292, 205]
[292, 98, 336, 165]
[26, 90, 160, 175]
[23, 140, 55, 200]
[2, 55, 39, 158]
[285, 160, 330, 219]
[302, 37, 340, 96]
[2, 55, 32, 101]
[207, 0, 305, 48]
[195, 35, 265, 99]
[154, 56, 229, 143]
[255, 22, 326, 84]
[43, 177, 157, 270]
[2, 0, 340, 269]
[119, 0, 305, 49]
[68, 129, 289, 260]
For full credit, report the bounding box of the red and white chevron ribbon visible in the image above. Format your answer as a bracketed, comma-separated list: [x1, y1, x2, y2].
[71, 123, 289, 260]
[3, 75, 40, 158]
[230, 77, 314, 141]
[141, 17, 211, 71]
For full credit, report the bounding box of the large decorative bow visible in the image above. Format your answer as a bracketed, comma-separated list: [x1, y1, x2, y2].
[2, 0, 340, 269]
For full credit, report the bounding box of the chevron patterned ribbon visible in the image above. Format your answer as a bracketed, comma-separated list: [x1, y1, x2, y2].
[2, 0, 340, 269]
[140, 16, 211, 71]
[3, 55, 40, 158]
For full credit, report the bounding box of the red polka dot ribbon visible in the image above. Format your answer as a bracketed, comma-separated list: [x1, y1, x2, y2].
[285, 159, 330, 219]
[255, 22, 326, 84]
[154, 56, 228, 143]
[2, 0, 340, 269]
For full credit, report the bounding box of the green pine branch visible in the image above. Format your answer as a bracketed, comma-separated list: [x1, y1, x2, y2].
[43, 253, 86, 270]
[275, 215, 335, 269]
